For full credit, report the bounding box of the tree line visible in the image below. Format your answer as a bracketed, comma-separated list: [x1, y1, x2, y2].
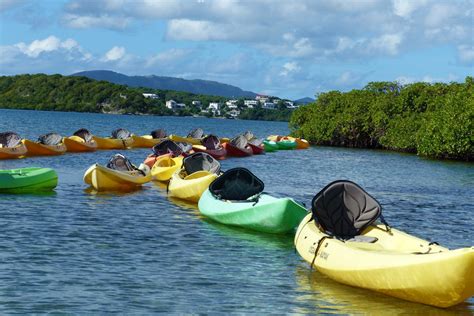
[290, 77, 473, 161]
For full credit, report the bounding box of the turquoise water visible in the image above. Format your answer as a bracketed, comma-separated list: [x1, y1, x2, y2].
[0, 109, 473, 314]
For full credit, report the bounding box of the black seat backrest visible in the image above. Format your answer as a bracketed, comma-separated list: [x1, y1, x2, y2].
[73, 128, 93, 142]
[201, 134, 220, 150]
[312, 180, 382, 239]
[187, 128, 204, 139]
[111, 128, 131, 139]
[106, 153, 135, 171]
[183, 152, 220, 175]
[209, 168, 264, 201]
[230, 135, 248, 149]
[249, 138, 263, 146]
[152, 139, 183, 157]
[38, 133, 63, 145]
[150, 129, 167, 139]
[0, 132, 22, 147]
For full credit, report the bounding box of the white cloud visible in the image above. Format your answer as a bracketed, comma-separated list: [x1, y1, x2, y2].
[392, 0, 428, 18]
[103, 46, 125, 62]
[15, 36, 61, 57]
[396, 73, 459, 84]
[279, 62, 301, 76]
[62, 13, 130, 30]
[368, 33, 403, 55]
[457, 45, 474, 65]
[145, 48, 189, 68]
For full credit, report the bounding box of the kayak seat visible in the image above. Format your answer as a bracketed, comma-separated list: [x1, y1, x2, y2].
[38, 133, 63, 145]
[209, 168, 264, 201]
[0, 132, 22, 148]
[73, 128, 93, 142]
[183, 152, 221, 175]
[112, 128, 131, 139]
[106, 153, 135, 172]
[188, 128, 204, 139]
[152, 140, 183, 157]
[312, 180, 382, 240]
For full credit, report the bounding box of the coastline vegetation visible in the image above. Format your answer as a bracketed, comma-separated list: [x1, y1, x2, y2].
[290, 77, 473, 161]
[0, 74, 291, 121]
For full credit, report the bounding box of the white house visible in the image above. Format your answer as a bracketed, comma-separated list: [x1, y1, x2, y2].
[192, 100, 202, 107]
[244, 100, 258, 108]
[226, 99, 238, 107]
[143, 93, 159, 99]
[262, 102, 276, 110]
[208, 102, 221, 116]
[228, 109, 240, 118]
[166, 100, 186, 110]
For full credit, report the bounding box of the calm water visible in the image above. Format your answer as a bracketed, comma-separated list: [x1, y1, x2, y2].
[0, 109, 473, 314]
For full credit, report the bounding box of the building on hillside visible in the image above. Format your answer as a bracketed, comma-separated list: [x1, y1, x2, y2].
[227, 104, 238, 110]
[262, 102, 276, 110]
[192, 100, 202, 107]
[143, 93, 159, 99]
[166, 100, 186, 110]
[228, 109, 240, 118]
[226, 99, 238, 107]
[244, 100, 258, 108]
[208, 102, 221, 116]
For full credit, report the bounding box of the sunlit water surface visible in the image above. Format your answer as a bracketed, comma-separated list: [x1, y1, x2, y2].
[0, 109, 472, 314]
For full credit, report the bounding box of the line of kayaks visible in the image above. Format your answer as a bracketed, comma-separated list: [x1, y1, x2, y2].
[0, 128, 309, 160]
[2, 143, 473, 308]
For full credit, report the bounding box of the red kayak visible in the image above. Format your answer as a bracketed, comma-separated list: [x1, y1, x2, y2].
[192, 145, 227, 160]
[248, 143, 265, 155]
[223, 142, 253, 157]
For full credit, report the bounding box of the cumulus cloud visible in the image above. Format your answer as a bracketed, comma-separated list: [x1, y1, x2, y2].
[103, 46, 126, 62]
[457, 45, 474, 65]
[280, 62, 301, 76]
[62, 13, 130, 29]
[56, 0, 472, 64]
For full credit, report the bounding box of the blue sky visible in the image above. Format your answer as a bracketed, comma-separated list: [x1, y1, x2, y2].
[1, 0, 473, 99]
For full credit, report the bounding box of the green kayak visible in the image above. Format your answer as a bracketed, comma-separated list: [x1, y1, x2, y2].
[262, 140, 278, 152]
[0, 167, 58, 193]
[276, 140, 297, 150]
[198, 189, 308, 233]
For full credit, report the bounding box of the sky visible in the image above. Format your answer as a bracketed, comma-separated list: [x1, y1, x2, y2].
[0, 0, 473, 99]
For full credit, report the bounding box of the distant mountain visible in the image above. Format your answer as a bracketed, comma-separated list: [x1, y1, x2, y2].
[294, 97, 315, 105]
[71, 70, 257, 98]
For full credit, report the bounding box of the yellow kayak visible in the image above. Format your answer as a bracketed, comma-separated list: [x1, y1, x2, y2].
[169, 134, 202, 145]
[295, 212, 474, 308]
[23, 139, 66, 156]
[92, 136, 134, 149]
[168, 170, 218, 202]
[131, 135, 165, 148]
[64, 136, 97, 152]
[0, 142, 27, 159]
[151, 155, 184, 181]
[83, 163, 151, 191]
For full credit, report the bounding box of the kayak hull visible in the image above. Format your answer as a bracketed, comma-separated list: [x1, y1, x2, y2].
[295, 213, 474, 308]
[169, 134, 202, 145]
[262, 140, 278, 152]
[83, 164, 151, 191]
[0, 167, 58, 192]
[192, 145, 227, 160]
[151, 155, 184, 181]
[222, 142, 253, 157]
[131, 135, 164, 148]
[64, 136, 97, 152]
[0, 142, 27, 159]
[23, 139, 66, 156]
[168, 170, 217, 202]
[248, 143, 265, 155]
[276, 140, 297, 150]
[268, 135, 309, 149]
[199, 190, 308, 233]
[92, 136, 134, 149]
